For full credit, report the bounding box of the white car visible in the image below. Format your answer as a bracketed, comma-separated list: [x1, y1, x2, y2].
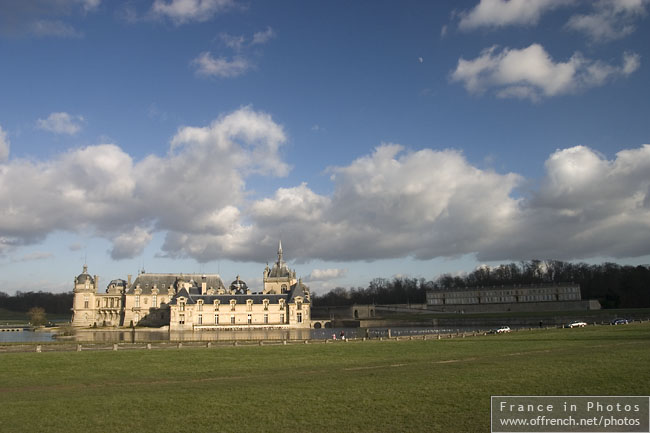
[567, 321, 587, 328]
[495, 326, 511, 333]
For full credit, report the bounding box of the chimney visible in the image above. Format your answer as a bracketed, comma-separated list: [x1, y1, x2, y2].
[128, 274, 132, 286]
[94, 275, 98, 291]
[201, 275, 207, 294]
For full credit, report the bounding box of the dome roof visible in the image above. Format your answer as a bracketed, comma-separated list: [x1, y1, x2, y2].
[76, 265, 94, 285]
[229, 276, 248, 293]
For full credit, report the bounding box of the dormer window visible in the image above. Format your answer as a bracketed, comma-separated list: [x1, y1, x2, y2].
[214, 300, 220, 311]
[178, 298, 186, 312]
[297, 301, 302, 310]
[197, 300, 204, 311]
[281, 284, 287, 293]
[230, 299, 236, 311]
[246, 299, 253, 311]
[263, 299, 269, 311]
[279, 299, 285, 310]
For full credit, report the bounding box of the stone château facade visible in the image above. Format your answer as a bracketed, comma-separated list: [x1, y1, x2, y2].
[71, 242, 311, 330]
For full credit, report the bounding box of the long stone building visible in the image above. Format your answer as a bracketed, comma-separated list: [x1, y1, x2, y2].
[426, 283, 600, 313]
[71, 242, 311, 330]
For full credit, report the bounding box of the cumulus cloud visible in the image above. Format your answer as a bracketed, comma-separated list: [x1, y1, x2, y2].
[151, 0, 234, 24]
[304, 268, 348, 282]
[567, 0, 649, 42]
[458, 0, 571, 30]
[3, 107, 650, 265]
[191, 52, 250, 77]
[109, 227, 152, 260]
[451, 44, 640, 101]
[37, 112, 85, 135]
[0, 126, 9, 162]
[0, 107, 287, 260]
[504, 145, 650, 260]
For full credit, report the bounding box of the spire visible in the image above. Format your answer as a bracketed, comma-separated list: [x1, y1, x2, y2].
[277, 240, 283, 264]
[82, 264, 88, 274]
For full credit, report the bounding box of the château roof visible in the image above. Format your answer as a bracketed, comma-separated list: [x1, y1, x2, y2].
[126, 273, 225, 295]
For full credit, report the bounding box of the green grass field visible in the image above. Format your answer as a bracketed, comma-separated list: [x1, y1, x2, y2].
[1, 323, 649, 432]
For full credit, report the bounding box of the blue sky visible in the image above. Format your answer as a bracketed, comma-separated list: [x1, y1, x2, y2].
[1, 0, 650, 294]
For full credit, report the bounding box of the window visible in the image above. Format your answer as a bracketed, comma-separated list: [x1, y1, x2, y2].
[152, 294, 157, 307]
[297, 301, 302, 310]
[135, 295, 140, 308]
[264, 314, 268, 324]
[179, 314, 185, 325]
[179, 300, 185, 311]
[110, 298, 115, 308]
[297, 312, 302, 323]
[247, 299, 253, 311]
[230, 315, 235, 325]
[281, 284, 287, 292]
[230, 300, 236, 311]
[247, 314, 252, 324]
[84, 295, 89, 309]
[198, 300, 203, 311]
[214, 300, 220, 311]
[280, 313, 284, 323]
[198, 314, 203, 325]
[263, 299, 269, 311]
[104, 298, 109, 308]
[135, 313, 140, 323]
[214, 314, 219, 324]
[279, 300, 285, 310]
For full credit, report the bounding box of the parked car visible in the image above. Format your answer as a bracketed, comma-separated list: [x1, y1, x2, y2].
[611, 318, 629, 325]
[495, 326, 511, 334]
[567, 321, 587, 328]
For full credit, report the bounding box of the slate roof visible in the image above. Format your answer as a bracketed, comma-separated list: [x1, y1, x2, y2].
[126, 273, 225, 295]
[169, 291, 289, 306]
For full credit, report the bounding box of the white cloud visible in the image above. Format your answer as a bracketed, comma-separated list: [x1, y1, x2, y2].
[151, 0, 234, 24]
[0, 126, 9, 162]
[191, 52, 250, 78]
[304, 268, 348, 282]
[0, 107, 288, 261]
[507, 145, 650, 260]
[251, 26, 275, 45]
[451, 44, 640, 101]
[567, 0, 649, 42]
[458, 0, 571, 30]
[109, 227, 152, 260]
[4, 107, 650, 265]
[37, 112, 85, 135]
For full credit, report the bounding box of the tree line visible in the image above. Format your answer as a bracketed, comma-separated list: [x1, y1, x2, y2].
[312, 260, 650, 309]
[1, 260, 648, 312]
[0, 291, 73, 315]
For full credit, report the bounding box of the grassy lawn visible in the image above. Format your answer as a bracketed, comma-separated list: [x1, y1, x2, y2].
[0, 323, 649, 432]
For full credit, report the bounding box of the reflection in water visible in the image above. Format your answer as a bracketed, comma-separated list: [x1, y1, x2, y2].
[0, 331, 56, 343]
[73, 326, 493, 343]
